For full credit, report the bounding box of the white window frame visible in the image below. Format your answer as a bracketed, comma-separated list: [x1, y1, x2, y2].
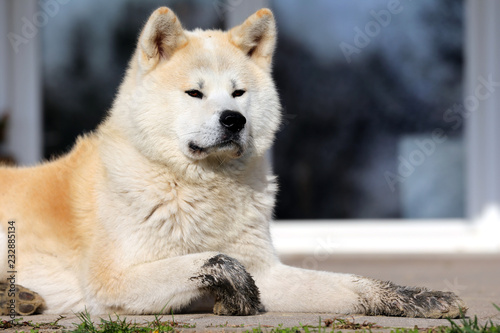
[227, 0, 500, 254]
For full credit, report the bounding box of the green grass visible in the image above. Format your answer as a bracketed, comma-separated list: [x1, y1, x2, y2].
[64, 304, 500, 333]
[442, 304, 500, 333]
[71, 309, 196, 333]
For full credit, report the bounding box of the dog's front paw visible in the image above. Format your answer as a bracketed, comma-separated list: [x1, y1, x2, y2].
[190, 254, 260, 316]
[366, 281, 467, 318]
[395, 287, 467, 318]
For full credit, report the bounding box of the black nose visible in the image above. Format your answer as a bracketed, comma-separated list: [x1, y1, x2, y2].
[219, 110, 246, 133]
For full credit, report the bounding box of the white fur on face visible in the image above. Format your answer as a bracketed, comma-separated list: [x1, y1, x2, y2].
[172, 38, 252, 161]
[176, 79, 251, 160]
[121, 30, 281, 167]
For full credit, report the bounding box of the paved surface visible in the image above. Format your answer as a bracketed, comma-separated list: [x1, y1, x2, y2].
[1, 254, 499, 332]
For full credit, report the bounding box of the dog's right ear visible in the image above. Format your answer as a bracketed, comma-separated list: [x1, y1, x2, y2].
[137, 7, 187, 72]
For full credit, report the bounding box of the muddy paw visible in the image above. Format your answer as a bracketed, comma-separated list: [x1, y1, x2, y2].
[0, 282, 46, 316]
[398, 288, 468, 318]
[190, 254, 260, 316]
[370, 281, 468, 318]
[213, 298, 236, 316]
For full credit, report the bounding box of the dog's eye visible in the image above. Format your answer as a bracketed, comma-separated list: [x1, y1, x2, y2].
[232, 90, 246, 98]
[185, 90, 203, 99]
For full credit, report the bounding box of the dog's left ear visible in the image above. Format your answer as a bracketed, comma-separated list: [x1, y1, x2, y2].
[138, 7, 187, 72]
[229, 9, 277, 71]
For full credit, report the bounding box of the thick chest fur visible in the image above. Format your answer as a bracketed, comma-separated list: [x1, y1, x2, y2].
[96, 158, 276, 265]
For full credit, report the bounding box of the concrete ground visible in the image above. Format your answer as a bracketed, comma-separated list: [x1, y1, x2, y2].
[1, 254, 499, 332]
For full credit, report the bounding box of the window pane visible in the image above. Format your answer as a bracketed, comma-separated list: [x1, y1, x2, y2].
[41, 0, 464, 220]
[270, 0, 464, 219]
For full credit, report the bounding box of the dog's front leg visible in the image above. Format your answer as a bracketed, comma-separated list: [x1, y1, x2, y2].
[86, 252, 260, 315]
[254, 263, 466, 318]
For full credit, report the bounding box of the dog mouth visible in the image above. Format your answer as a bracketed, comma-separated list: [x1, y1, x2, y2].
[188, 140, 244, 158]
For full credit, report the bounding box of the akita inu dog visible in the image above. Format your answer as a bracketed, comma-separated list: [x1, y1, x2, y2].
[0, 7, 466, 318]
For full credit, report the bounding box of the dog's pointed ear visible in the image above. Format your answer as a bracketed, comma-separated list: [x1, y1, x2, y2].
[229, 8, 277, 71]
[137, 7, 187, 72]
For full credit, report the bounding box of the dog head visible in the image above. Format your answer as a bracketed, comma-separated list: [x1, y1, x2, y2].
[115, 7, 281, 166]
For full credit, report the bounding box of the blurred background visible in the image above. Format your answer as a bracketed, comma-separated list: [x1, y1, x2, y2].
[1, 0, 499, 231]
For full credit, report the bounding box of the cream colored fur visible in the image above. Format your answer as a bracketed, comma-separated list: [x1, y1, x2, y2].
[0, 8, 465, 317]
